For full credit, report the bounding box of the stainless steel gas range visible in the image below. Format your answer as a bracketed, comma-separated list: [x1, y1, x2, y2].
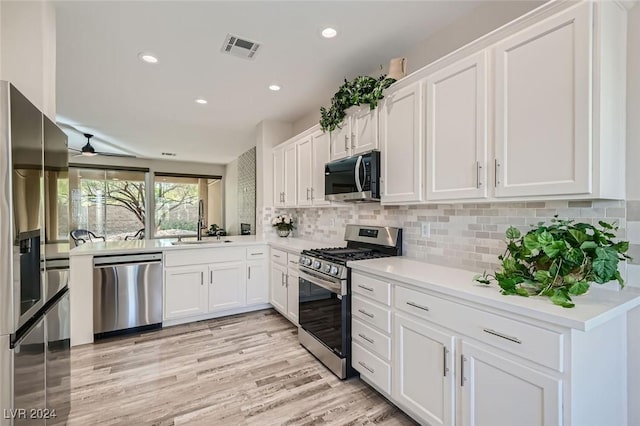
[297, 225, 402, 379]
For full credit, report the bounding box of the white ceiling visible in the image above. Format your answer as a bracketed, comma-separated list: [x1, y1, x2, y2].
[55, 1, 482, 165]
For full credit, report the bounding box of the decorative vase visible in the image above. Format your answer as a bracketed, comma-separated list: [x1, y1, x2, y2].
[388, 57, 407, 81]
[277, 229, 290, 238]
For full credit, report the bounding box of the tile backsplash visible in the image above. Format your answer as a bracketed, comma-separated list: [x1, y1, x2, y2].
[261, 200, 637, 286]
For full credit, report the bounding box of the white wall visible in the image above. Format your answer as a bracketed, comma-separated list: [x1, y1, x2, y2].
[626, 4, 640, 425]
[0, 1, 56, 118]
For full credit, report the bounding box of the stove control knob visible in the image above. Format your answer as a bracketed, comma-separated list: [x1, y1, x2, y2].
[324, 264, 332, 273]
[330, 266, 339, 275]
[299, 256, 306, 265]
[313, 260, 321, 269]
[303, 257, 311, 266]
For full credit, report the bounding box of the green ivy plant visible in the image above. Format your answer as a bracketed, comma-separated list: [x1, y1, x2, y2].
[474, 217, 631, 308]
[319, 75, 396, 132]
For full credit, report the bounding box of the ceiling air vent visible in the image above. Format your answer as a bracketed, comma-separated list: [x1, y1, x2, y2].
[221, 33, 261, 60]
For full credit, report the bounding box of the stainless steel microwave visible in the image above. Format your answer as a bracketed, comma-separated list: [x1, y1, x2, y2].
[324, 150, 380, 202]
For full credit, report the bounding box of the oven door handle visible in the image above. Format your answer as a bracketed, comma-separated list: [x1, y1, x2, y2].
[354, 155, 363, 193]
[299, 270, 344, 295]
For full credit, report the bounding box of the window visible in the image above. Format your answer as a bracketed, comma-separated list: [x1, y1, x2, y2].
[69, 167, 147, 241]
[154, 174, 223, 237]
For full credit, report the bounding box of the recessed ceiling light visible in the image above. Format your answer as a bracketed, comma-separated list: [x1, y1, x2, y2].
[268, 84, 281, 91]
[138, 52, 158, 64]
[195, 98, 208, 104]
[321, 27, 338, 39]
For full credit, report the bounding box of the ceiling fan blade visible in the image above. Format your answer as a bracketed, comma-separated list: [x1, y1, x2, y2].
[95, 151, 137, 158]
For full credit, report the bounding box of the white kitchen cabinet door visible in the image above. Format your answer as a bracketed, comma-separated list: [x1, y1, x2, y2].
[270, 262, 288, 314]
[273, 147, 285, 207]
[284, 143, 297, 207]
[494, 3, 591, 198]
[380, 82, 424, 204]
[246, 260, 269, 306]
[351, 105, 379, 155]
[311, 130, 331, 206]
[460, 341, 561, 426]
[164, 265, 208, 320]
[296, 137, 313, 207]
[286, 268, 299, 325]
[330, 120, 351, 161]
[393, 313, 455, 426]
[208, 262, 245, 312]
[426, 51, 488, 201]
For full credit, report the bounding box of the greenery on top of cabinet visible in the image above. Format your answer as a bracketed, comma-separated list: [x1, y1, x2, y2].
[474, 217, 631, 308]
[319, 75, 395, 132]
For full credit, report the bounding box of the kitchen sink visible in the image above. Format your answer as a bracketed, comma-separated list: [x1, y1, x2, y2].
[171, 239, 233, 245]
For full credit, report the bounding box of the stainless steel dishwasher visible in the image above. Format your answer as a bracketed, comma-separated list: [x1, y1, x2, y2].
[93, 252, 163, 338]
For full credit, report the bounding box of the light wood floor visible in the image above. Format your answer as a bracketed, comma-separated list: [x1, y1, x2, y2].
[66, 309, 417, 425]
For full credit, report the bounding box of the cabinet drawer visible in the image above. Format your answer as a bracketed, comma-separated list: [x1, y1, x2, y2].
[271, 248, 287, 266]
[352, 342, 391, 395]
[352, 318, 391, 361]
[165, 247, 244, 267]
[352, 295, 391, 333]
[352, 272, 391, 306]
[395, 285, 563, 371]
[246, 246, 267, 259]
[287, 253, 300, 272]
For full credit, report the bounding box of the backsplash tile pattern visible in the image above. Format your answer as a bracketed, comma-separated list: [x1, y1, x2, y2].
[261, 200, 628, 277]
[237, 147, 256, 235]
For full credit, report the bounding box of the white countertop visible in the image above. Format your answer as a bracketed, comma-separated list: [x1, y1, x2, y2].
[69, 235, 337, 257]
[348, 257, 640, 331]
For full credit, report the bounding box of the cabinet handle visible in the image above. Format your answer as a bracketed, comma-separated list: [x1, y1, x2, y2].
[357, 309, 374, 319]
[476, 161, 482, 188]
[289, 260, 298, 265]
[248, 266, 251, 280]
[210, 270, 213, 284]
[494, 159, 500, 187]
[483, 328, 522, 344]
[273, 254, 281, 258]
[201, 272, 204, 286]
[251, 252, 263, 256]
[344, 134, 349, 151]
[351, 132, 356, 149]
[285, 275, 288, 288]
[357, 284, 374, 292]
[461, 355, 466, 387]
[443, 347, 448, 377]
[310, 188, 314, 200]
[358, 333, 374, 344]
[358, 361, 375, 374]
[406, 301, 430, 312]
[306, 188, 310, 200]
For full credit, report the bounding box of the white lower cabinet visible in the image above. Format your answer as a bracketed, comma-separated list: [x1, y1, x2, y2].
[460, 340, 561, 426]
[393, 313, 455, 426]
[246, 260, 269, 305]
[163, 246, 269, 324]
[269, 249, 301, 325]
[208, 261, 245, 312]
[270, 262, 288, 314]
[164, 265, 208, 320]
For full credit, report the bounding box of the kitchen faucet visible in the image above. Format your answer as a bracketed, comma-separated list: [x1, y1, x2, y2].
[197, 199, 204, 241]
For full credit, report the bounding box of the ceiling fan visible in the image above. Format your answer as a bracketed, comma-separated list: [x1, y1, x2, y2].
[69, 133, 136, 158]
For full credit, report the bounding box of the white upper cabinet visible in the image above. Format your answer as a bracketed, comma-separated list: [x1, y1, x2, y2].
[273, 147, 285, 207]
[494, 3, 591, 198]
[296, 136, 313, 207]
[310, 129, 331, 206]
[284, 143, 297, 207]
[380, 81, 424, 204]
[329, 106, 379, 161]
[351, 105, 379, 155]
[426, 51, 488, 201]
[330, 120, 351, 161]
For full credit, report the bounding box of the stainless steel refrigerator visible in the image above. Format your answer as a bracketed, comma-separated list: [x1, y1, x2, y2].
[0, 82, 70, 425]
